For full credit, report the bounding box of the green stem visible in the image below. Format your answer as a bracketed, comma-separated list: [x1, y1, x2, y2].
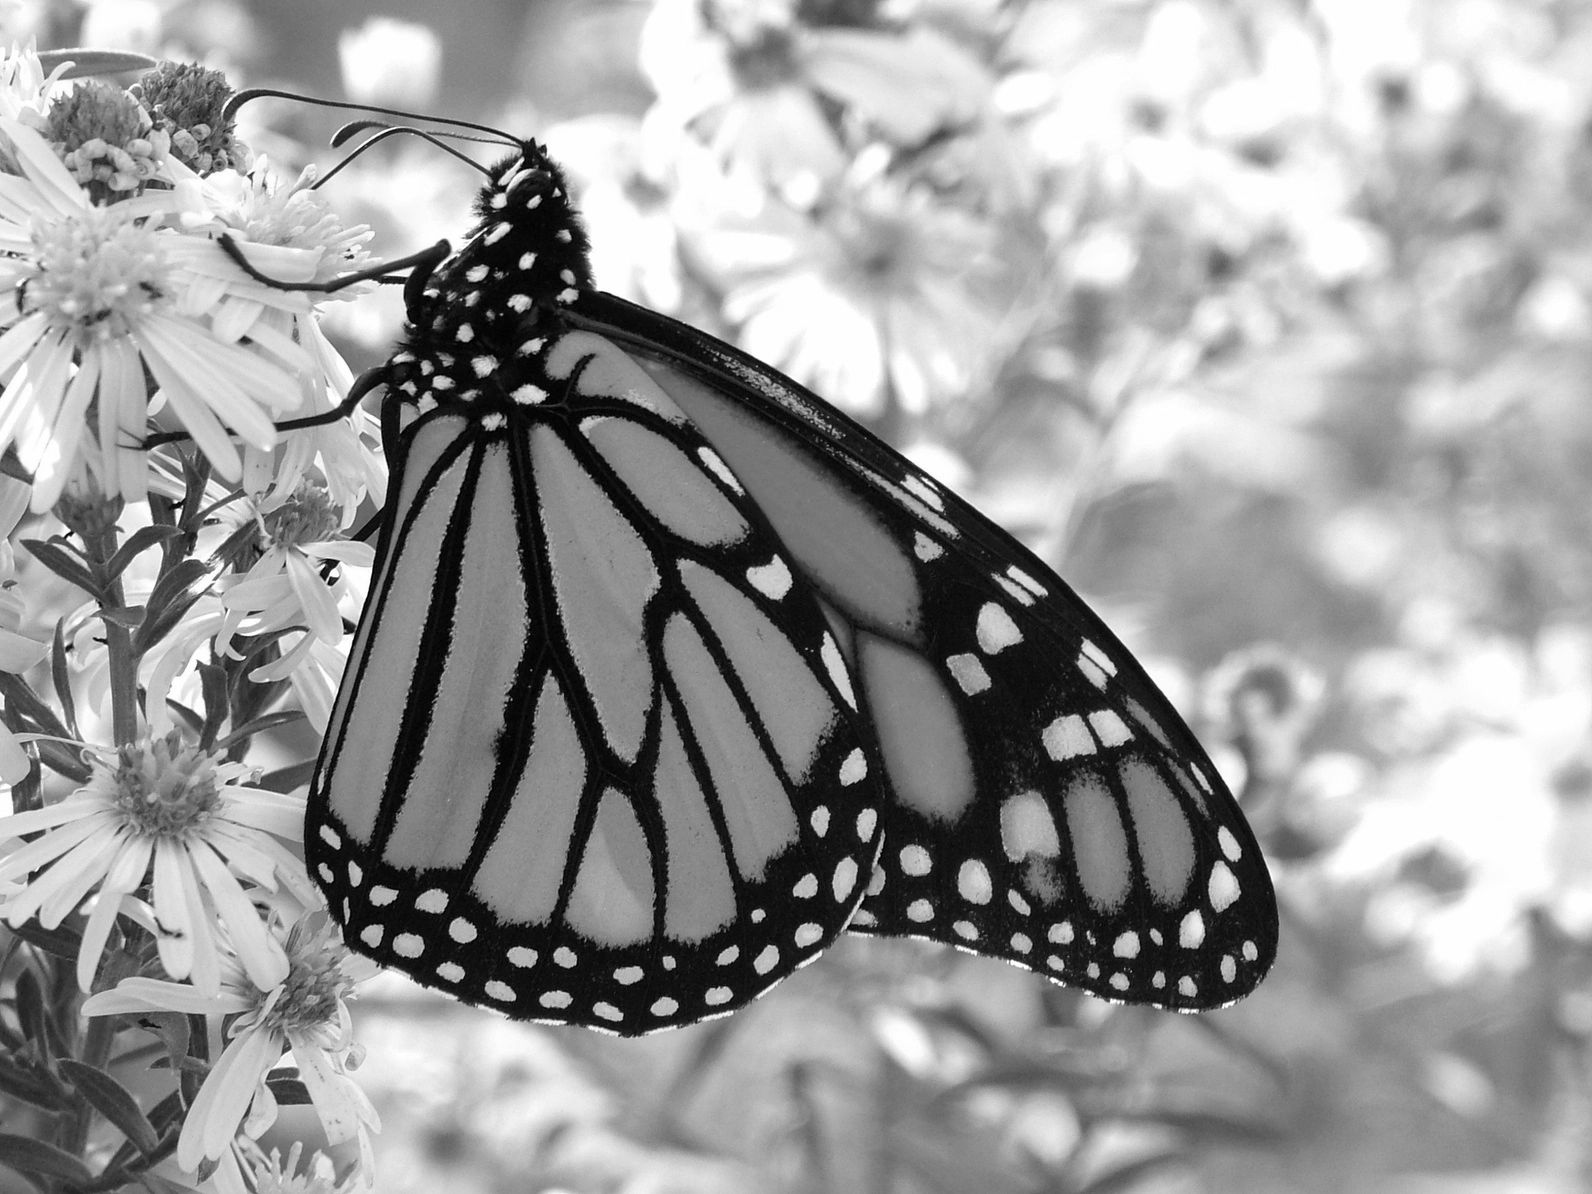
[79, 522, 138, 747]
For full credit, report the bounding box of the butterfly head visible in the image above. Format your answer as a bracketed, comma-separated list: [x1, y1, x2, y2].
[431, 140, 595, 328]
[385, 141, 598, 420]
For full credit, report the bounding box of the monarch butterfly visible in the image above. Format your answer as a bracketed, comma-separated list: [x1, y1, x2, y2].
[269, 103, 1278, 1035]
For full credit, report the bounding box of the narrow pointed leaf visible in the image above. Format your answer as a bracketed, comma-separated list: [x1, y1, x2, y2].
[104, 525, 182, 582]
[22, 538, 104, 600]
[58, 1059, 160, 1155]
[0, 1132, 94, 1182]
[49, 621, 77, 740]
[132, 558, 221, 656]
[38, 49, 159, 78]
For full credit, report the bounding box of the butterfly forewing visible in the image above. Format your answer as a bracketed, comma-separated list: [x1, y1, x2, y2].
[565, 292, 1278, 1009]
[307, 328, 883, 1033]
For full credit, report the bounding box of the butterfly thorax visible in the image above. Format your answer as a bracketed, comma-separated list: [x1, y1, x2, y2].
[385, 141, 594, 418]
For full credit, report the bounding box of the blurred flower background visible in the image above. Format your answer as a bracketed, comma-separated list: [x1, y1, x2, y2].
[4, 0, 1592, 1191]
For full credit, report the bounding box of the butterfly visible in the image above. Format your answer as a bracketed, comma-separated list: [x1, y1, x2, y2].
[276, 114, 1278, 1036]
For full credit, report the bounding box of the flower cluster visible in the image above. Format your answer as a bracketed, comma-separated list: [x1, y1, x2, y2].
[0, 43, 385, 1194]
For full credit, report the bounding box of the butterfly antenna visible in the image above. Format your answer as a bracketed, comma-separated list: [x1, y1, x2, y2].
[312, 124, 494, 190]
[223, 87, 518, 147]
[332, 118, 510, 150]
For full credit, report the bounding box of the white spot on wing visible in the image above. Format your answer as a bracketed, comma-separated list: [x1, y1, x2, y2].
[746, 557, 793, 600]
[946, 653, 991, 694]
[913, 532, 943, 561]
[1008, 566, 1046, 598]
[832, 858, 859, 901]
[1042, 714, 1094, 761]
[1080, 639, 1117, 676]
[1209, 862, 1240, 911]
[698, 447, 743, 492]
[1180, 910, 1205, 947]
[901, 475, 944, 511]
[957, 858, 992, 904]
[840, 749, 867, 785]
[1088, 709, 1132, 747]
[822, 636, 855, 707]
[976, 604, 1022, 654]
[1218, 826, 1241, 861]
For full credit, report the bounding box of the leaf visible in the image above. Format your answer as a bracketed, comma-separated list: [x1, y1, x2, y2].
[132, 558, 221, 656]
[258, 759, 317, 792]
[103, 524, 183, 583]
[7, 918, 85, 961]
[0, 1056, 66, 1111]
[1077, 1152, 1185, 1194]
[21, 537, 104, 601]
[0, 669, 76, 743]
[214, 709, 306, 753]
[14, 969, 52, 1061]
[197, 662, 229, 751]
[37, 49, 159, 79]
[265, 1072, 311, 1105]
[0, 1132, 94, 1183]
[96, 604, 147, 630]
[49, 622, 77, 741]
[58, 1059, 160, 1155]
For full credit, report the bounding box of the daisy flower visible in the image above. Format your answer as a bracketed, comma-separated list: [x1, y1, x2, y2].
[0, 41, 69, 130]
[82, 911, 380, 1186]
[0, 117, 307, 510]
[234, 1136, 367, 1194]
[0, 730, 313, 993]
[173, 159, 385, 516]
[215, 481, 375, 654]
[0, 473, 47, 781]
[642, 0, 991, 194]
[679, 152, 1000, 417]
[139, 479, 373, 737]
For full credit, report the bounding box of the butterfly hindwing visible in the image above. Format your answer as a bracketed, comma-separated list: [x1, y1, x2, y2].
[564, 291, 1278, 1009]
[307, 326, 883, 1034]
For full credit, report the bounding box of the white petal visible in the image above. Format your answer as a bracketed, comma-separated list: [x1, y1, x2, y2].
[188, 837, 289, 990]
[81, 974, 251, 1017]
[178, 1021, 283, 1169]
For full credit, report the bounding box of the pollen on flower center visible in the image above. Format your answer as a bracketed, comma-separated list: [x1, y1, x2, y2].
[112, 732, 222, 837]
[262, 483, 341, 550]
[24, 206, 170, 344]
[261, 916, 356, 1035]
